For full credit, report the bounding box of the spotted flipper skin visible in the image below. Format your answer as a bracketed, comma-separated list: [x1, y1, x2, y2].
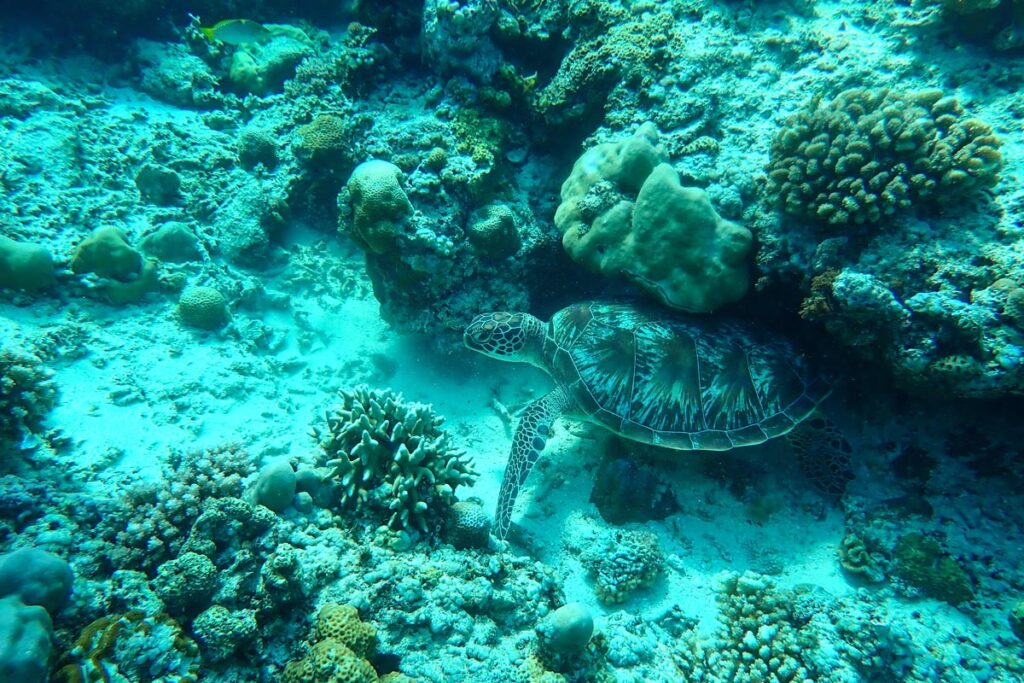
[495, 386, 574, 540]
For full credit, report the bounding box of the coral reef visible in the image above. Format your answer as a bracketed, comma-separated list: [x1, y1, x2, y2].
[227, 26, 316, 96]
[313, 386, 477, 533]
[111, 445, 254, 572]
[345, 161, 414, 255]
[0, 595, 54, 683]
[893, 532, 975, 605]
[444, 499, 492, 550]
[837, 533, 886, 585]
[70, 227, 143, 282]
[253, 459, 298, 513]
[139, 222, 202, 263]
[283, 603, 379, 682]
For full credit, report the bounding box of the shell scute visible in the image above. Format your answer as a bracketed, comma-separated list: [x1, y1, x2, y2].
[546, 302, 822, 451]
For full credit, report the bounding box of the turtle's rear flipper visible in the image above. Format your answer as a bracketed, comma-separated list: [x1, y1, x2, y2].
[495, 386, 573, 540]
[787, 411, 854, 497]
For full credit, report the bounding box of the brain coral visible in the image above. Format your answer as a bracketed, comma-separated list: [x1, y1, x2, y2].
[767, 88, 1002, 227]
[345, 160, 413, 255]
[178, 286, 230, 330]
[313, 386, 478, 533]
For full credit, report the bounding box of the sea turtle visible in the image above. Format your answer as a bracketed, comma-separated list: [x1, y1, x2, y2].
[464, 301, 843, 540]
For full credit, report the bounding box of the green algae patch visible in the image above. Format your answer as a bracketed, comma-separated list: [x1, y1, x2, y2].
[894, 532, 974, 605]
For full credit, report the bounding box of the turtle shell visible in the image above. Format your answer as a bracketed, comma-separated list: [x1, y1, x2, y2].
[542, 302, 826, 451]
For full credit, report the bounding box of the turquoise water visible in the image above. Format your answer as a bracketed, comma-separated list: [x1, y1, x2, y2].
[1, 1, 1023, 681]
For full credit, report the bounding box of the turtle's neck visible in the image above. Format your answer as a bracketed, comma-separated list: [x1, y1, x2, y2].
[521, 313, 548, 369]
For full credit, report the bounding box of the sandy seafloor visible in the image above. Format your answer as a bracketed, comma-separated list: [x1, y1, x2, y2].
[2, 1, 1024, 681]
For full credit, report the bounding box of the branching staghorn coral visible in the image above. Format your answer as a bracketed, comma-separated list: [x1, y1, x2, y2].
[0, 346, 57, 449]
[313, 386, 478, 533]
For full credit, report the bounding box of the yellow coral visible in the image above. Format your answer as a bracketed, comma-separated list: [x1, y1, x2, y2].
[314, 604, 377, 659]
[283, 639, 377, 683]
[298, 115, 348, 164]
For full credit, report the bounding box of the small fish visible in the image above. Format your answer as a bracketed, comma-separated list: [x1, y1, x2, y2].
[200, 19, 271, 46]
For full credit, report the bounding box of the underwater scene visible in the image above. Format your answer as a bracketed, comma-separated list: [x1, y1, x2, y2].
[1, 0, 1024, 681]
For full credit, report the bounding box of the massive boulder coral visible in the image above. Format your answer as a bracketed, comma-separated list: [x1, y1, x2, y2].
[313, 386, 478, 533]
[555, 123, 752, 313]
[767, 88, 1002, 227]
[0, 236, 55, 292]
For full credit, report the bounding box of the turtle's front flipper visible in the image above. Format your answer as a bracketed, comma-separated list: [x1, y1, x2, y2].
[787, 411, 854, 496]
[495, 386, 574, 540]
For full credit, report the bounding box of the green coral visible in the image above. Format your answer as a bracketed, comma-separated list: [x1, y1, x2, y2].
[465, 204, 521, 260]
[298, 114, 351, 167]
[893, 532, 974, 605]
[767, 88, 1002, 227]
[71, 226, 142, 282]
[452, 108, 508, 168]
[177, 286, 230, 331]
[313, 386, 478, 533]
[313, 604, 377, 659]
[0, 346, 57, 448]
[534, 8, 675, 125]
[237, 127, 279, 170]
[191, 605, 257, 662]
[228, 26, 315, 96]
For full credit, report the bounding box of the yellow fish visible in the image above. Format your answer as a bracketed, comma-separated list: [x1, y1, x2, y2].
[200, 19, 271, 46]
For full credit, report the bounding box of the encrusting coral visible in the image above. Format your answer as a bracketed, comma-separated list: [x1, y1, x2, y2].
[313, 386, 478, 533]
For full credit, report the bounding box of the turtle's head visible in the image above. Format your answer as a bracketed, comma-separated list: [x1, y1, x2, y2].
[464, 311, 545, 365]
